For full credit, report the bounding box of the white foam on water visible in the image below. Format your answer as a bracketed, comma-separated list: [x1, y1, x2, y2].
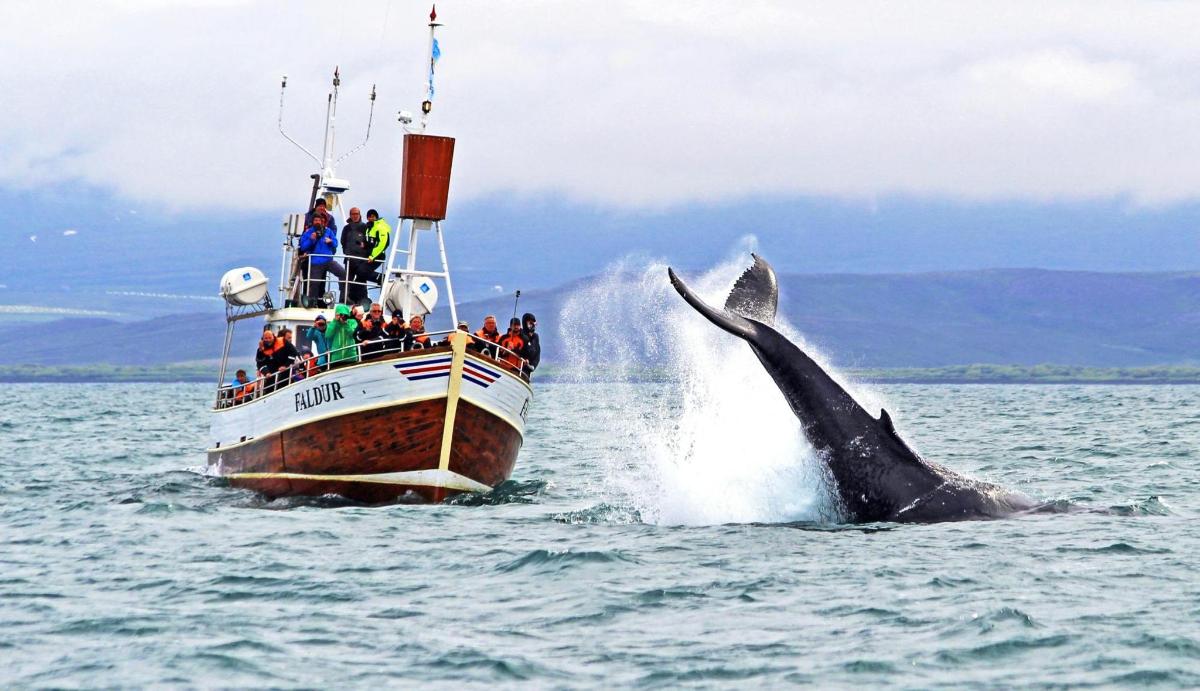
[560, 246, 863, 526]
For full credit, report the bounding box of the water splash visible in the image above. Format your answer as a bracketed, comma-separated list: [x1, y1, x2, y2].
[559, 247, 858, 526]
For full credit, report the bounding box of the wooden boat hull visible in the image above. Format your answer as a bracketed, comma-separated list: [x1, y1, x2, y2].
[207, 335, 531, 503]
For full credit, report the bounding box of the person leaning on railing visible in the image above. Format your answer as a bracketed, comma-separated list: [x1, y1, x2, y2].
[474, 315, 501, 358]
[325, 304, 360, 366]
[231, 369, 256, 404]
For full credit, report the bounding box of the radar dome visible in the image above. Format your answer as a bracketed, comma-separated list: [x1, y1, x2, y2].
[220, 267, 269, 306]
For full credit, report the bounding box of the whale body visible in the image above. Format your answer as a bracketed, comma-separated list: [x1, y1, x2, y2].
[668, 255, 1037, 523]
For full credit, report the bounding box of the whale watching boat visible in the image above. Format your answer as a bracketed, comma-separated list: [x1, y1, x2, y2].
[207, 13, 533, 503]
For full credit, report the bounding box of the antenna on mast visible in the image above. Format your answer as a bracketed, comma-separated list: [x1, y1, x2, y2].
[277, 75, 320, 165]
[335, 83, 377, 166]
[277, 68, 377, 186]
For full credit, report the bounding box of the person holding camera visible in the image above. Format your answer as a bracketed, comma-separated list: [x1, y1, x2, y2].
[385, 310, 413, 353]
[298, 213, 347, 305]
[325, 304, 359, 366]
[355, 303, 389, 361]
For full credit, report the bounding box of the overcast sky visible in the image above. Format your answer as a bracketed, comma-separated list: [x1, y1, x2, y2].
[6, 0, 1200, 213]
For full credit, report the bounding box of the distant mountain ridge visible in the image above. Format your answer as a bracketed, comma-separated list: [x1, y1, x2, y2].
[1, 268, 1197, 368]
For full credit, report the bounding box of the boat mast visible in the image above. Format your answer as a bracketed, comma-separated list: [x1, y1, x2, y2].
[381, 5, 459, 329]
[276, 70, 377, 305]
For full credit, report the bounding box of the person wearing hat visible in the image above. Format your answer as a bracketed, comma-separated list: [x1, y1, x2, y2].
[498, 317, 526, 369]
[326, 304, 360, 366]
[521, 312, 541, 375]
[442, 320, 477, 349]
[364, 209, 391, 284]
[409, 315, 429, 349]
[305, 314, 330, 368]
[298, 211, 347, 305]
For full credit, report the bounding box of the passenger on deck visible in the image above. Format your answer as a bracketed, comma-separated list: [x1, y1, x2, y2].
[326, 304, 360, 365]
[475, 315, 501, 358]
[255, 329, 282, 376]
[521, 312, 541, 376]
[341, 207, 371, 305]
[355, 303, 389, 360]
[304, 197, 338, 233]
[231, 369, 255, 404]
[365, 209, 391, 283]
[410, 314, 430, 349]
[295, 349, 316, 381]
[298, 213, 347, 305]
[306, 314, 330, 368]
[498, 317, 526, 369]
[273, 328, 299, 388]
[385, 311, 412, 352]
[441, 321, 478, 349]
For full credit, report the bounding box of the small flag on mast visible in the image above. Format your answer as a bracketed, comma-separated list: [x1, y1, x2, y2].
[430, 4, 436, 22]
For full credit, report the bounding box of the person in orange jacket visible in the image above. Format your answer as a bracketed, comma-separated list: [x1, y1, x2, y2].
[498, 317, 526, 369]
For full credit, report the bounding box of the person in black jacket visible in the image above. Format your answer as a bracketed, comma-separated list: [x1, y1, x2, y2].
[385, 311, 413, 353]
[521, 312, 541, 376]
[355, 303, 389, 361]
[340, 207, 371, 306]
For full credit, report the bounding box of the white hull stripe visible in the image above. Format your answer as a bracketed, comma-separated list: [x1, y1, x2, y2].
[226, 469, 492, 494]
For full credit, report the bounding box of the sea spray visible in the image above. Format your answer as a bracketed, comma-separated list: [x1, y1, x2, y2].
[558, 251, 880, 526]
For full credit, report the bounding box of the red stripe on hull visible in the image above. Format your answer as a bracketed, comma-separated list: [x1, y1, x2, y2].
[207, 398, 522, 504]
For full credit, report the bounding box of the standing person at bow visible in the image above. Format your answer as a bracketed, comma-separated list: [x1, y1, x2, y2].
[520, 312, 541, 376]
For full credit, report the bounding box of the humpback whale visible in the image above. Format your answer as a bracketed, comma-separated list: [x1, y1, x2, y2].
[668, 255, 1038, 523]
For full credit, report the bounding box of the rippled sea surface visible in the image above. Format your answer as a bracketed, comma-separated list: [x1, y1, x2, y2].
[2, 382, 1199, 688]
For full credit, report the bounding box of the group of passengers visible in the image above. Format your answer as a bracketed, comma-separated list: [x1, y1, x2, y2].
[295, 198, 392, 306]
[228, 305, 541, 405]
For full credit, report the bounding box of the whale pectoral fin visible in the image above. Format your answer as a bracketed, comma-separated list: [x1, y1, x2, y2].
[668, 267, 757, 340]
[723, 253, 779, 326]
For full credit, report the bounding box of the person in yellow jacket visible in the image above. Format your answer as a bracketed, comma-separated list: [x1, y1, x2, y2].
[364, 209, 392, 284]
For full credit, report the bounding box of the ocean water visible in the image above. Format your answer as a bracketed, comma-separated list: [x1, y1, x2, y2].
[1, 381, 1198, 688]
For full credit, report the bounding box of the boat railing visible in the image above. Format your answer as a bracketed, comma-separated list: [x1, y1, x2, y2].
[214, 330, 529, 410]
[283, 246, 389, 309]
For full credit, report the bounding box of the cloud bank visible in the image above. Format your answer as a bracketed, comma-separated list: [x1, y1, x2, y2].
[6, 0, 1200, 212]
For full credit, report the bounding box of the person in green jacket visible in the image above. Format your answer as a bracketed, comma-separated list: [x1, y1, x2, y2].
[326, 303, 360, 365]
[365, 209, 392, 283]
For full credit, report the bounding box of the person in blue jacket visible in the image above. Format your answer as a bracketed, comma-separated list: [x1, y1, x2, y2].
[298, 213, 346, 305]
[305, 314, 331, 367]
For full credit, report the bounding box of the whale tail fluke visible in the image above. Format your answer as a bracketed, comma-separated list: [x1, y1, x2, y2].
[667, 266, 757, 340]
[723, 253, 778, 326]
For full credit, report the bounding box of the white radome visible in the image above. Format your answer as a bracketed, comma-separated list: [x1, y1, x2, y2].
[220, 267, 269, 306]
